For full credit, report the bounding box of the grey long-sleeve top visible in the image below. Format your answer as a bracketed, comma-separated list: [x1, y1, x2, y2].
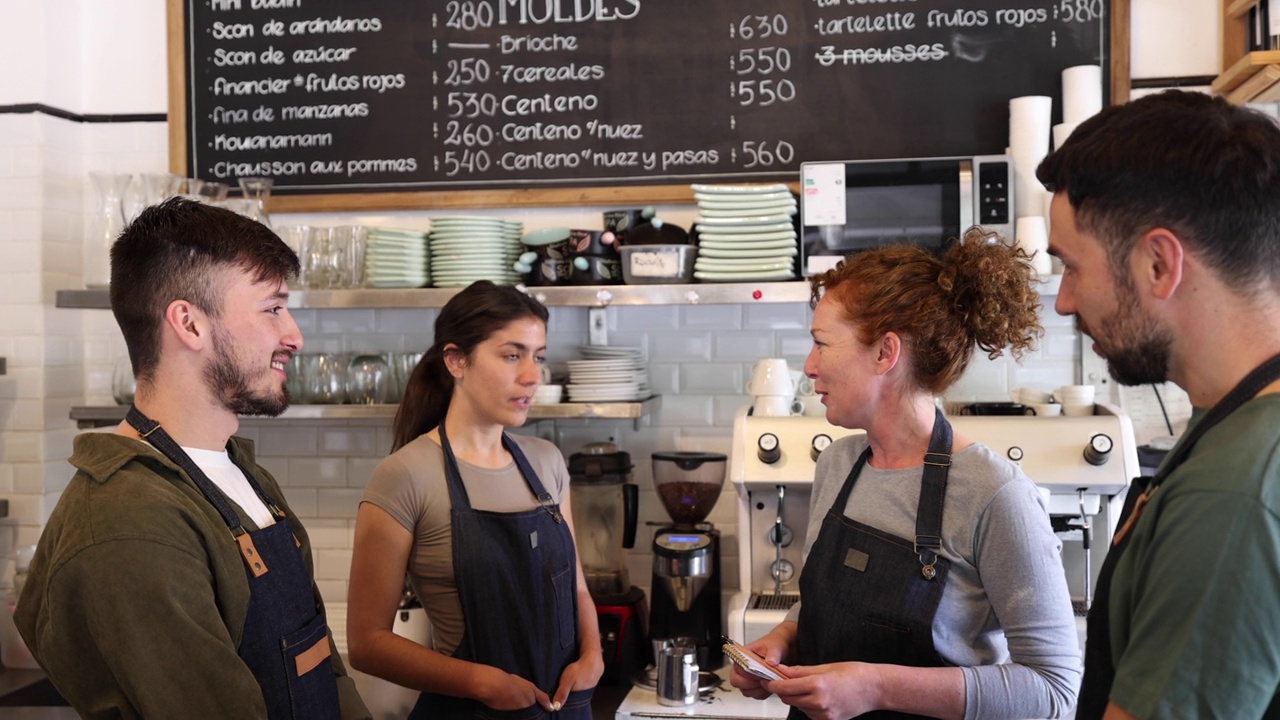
[784, 435, 1081, 720]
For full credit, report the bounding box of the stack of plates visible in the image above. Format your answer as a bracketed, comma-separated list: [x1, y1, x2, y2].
[691, 183, 798, 282]
[366, 227, 429, 288]
[429, 216, 525, 288]
[565, 346, 650, 402]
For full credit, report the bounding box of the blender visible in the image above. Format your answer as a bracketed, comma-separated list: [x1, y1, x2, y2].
[567, 442, 647, 685]
[648, 451, 728, 675]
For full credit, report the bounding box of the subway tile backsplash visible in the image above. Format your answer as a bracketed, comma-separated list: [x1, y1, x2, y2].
[2, 115, 1088, 605]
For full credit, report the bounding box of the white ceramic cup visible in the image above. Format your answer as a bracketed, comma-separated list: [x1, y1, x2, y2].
[796, 376, 817, 397]
[1062, 403, 1095, 417]
[746, 358, 794, 397]
[800, 394, 826, 417]
[1027, 402, 1062, 417]
[1055, 384, 1096, 405]
[532, 384, 562, 404]
[754, 395, 801, 417]
[539, 365, 553, 384]
[1013, 387, 1053, 404]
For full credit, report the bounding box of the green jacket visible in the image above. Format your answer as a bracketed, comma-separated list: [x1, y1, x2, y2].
[15, 433, 370, 720]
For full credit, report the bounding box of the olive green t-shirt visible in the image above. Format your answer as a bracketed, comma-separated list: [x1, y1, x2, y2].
[360, 433, 569, 656]
[1108, 396, 1280, 717]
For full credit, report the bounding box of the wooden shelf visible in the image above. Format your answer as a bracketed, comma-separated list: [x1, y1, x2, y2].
[69, 397, 660, 429]
[1213, 51, 1280, 102]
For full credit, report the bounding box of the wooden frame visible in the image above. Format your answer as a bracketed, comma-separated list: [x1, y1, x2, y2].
[166, 0, 1131, 213]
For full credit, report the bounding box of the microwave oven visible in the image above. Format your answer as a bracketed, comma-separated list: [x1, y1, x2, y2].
[798, 155, 1014, 275]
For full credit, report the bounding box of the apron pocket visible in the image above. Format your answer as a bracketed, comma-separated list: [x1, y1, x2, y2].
[552, 565, 576, 649]
[281, 610, 341, 719]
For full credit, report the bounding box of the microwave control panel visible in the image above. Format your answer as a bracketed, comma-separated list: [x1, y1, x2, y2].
[977, 160, 1011, 225]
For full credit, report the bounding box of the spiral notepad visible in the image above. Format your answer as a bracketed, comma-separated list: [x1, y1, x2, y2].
[721, 636, 789, 681]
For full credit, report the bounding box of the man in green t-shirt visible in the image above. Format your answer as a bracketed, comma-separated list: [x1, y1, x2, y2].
[1038, 91, 1280, 719]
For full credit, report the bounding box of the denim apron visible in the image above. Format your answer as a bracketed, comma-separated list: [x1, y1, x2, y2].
[790, 408, 954, 720]
[409, 425, 593, 720]
[125, 406, 341, 720]
[1076, 353, 1280, 719]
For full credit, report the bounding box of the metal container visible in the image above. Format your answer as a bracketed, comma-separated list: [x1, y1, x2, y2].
[620, 245, 698, 285]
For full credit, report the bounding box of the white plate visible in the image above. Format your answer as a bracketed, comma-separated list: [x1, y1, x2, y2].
[696, 194, 795, 208]
[567, 357, 643, 366]
[431, 215, 507, 224]
[696, 230, 796, 243]
[368, 234, 427, 244]
[695, 214, 795, 226]
[369, 227, 428, 238]
[691, 183, 790, 194]
[577, 345, 643, 354]
[697, 246, 798, 259]
[699, 238, 797, 250]
[367, 278, 428, 288]
[367, 249, 427, 259]
[694, 268, 796, 281]
[696, 260, 794, 272]
[698, 205, 797, 219]
[696, 221, 795, 234]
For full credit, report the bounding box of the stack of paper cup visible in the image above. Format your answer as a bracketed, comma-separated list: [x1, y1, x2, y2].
[1052, 122, 1077, 151]
[1009, 96, 1052, 218]
[1015, 216, 1052, 275]
[1062, 65, 1102, 125]
[1053, 65, 1102, 151]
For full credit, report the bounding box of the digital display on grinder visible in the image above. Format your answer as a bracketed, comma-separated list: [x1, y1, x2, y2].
[666, 535, 702, 544]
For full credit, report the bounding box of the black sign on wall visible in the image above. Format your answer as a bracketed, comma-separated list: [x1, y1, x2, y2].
[176, 0, 1116, 203]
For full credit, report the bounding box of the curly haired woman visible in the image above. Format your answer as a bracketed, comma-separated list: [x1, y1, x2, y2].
[731, 234, 1080, 720]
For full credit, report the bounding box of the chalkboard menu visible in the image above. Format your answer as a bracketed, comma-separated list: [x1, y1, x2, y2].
[173, 0, 1123, 207]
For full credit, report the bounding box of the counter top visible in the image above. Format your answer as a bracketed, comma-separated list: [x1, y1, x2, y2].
[616, 679, 787, 719]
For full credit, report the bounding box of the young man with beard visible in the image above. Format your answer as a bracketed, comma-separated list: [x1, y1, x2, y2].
[16, 198, 370, 719]
[1039, 90, 1280, 719]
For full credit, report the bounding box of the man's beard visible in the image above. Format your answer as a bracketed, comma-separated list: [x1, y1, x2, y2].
[204, 325, 291, 417]
[1080, 277, 1174, 387]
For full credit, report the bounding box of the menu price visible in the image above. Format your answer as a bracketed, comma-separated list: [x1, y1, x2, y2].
[182, 0, 1108, 195]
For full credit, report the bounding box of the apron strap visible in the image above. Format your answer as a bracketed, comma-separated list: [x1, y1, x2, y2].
[914, 407, 953, 580]
[1151, 351, 1280, 488]
[438, 423, 563, 524]
[827, 406, 954, 581]
[125, 405, 283, 573]
[1111, 351, 1280, 548]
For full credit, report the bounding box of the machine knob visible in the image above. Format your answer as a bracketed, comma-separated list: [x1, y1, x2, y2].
[1007, 446, 1024, 462]
[768, 523, 794, 548]
[811, 434, 833, 461]
[758, 433, 781, 464]
[770, 559, 796, 583]
[1084, 433, 1114, 466]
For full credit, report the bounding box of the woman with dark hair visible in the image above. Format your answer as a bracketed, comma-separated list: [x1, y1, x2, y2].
[347, 280, 602, 719]
[730, 235, 1080, 720]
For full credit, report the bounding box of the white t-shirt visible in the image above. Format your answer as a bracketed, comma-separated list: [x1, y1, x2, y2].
[183, 445, 276, 528]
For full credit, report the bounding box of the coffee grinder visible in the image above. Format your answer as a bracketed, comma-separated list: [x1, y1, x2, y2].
[649, 451, 728, 673]
[567, 442, 648, 685]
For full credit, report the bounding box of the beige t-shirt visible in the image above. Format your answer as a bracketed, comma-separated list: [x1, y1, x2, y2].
[361, 432, 570, 656]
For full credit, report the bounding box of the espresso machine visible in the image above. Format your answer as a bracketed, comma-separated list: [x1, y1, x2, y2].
[567, 442, 648, 685]
[648, 451, 728, 674]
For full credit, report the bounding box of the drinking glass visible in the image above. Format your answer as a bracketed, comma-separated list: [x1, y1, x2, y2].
[347, 353, 391, 404]
[276, 226, 314, 288]
[330, 226, 368, 288]
[238, 177, 274, 228]
[302, 353, 346, 404]
[86, 172, 132, 288]
[111, 357, 136, 405]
